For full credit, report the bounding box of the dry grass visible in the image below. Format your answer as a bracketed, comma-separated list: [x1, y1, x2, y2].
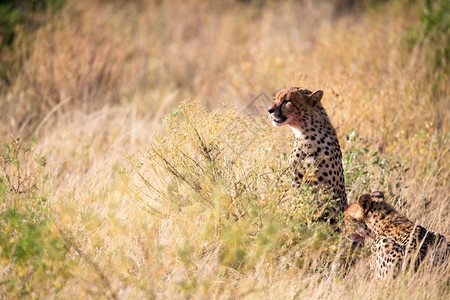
[0, 0, 449, 299]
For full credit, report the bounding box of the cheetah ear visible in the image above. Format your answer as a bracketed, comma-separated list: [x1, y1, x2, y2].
[272, 89, 284, 98]
[357, 194, 372, 212]
[308, 90, 323, 106]
[370, 191, 385, 202]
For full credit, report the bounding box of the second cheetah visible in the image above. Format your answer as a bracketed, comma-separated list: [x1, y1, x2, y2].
[345, 191, 450, 278]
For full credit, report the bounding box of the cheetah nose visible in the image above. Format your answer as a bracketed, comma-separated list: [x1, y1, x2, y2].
[268, 107, 275, 114]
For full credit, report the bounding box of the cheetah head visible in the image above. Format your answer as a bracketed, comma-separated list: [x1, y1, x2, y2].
[344, 202, 368, 243]
[344, 191, 385, 243]
[267, 87, 323, 128]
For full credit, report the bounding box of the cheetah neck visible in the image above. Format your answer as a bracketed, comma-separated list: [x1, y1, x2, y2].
[289, 125, 305, 139]
[366, 208, 415, 243]
[287, 116, 309, 139]
[288, 109, 336, 141]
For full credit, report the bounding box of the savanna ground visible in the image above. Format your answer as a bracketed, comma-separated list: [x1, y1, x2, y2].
[0, 0, 449, 299]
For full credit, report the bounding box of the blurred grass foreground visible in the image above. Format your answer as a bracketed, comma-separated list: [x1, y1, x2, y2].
[0, 0, 449, 299]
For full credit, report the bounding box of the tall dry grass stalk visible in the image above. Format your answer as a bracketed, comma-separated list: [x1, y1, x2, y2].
[0, 0, 448, 298]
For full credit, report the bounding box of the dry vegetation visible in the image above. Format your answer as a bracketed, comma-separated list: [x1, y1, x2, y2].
[0, 0, 449, 299]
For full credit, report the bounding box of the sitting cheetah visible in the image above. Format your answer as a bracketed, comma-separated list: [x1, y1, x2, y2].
[345, 191, 450, 278]
[268, 87, 347, 222]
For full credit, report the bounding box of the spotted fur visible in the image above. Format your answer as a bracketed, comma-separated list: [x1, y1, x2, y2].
[345, 191, 450, 278]
[268, 87, 347, 222]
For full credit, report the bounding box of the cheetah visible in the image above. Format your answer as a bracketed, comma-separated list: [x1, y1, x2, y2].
[345, 191, 450, 279]
[268, 87, 347, 222]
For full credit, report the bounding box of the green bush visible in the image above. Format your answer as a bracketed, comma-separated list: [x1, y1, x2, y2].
[0, 0, 65, 84]
[131, 101, 365, 282]
[408, 0, 450, 75]
[0, 0, 65, 45]
[343, 130, 407, 203]
[0, 207, 71, 297]
[422, 0, 450, 73]
[0, 138, 71, 297]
